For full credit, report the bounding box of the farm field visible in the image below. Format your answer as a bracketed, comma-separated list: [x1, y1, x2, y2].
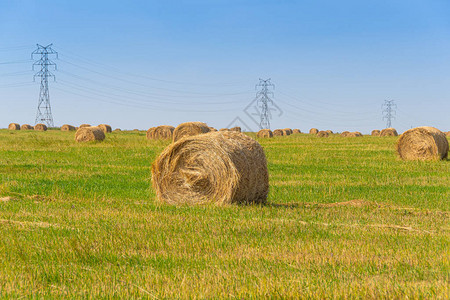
[0, 129, 448, 298]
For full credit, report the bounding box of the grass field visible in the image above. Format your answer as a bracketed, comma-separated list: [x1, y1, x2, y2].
[0, 129, 448, 298]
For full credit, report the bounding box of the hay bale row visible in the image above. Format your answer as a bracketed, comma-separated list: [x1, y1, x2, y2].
[257, 129, 273, 138]
[8, 123, 20, 130]
[147, 125, 175, 140]
[396, 126, 448, 161]
[152, 131, 269, 205]
[75, 126, 105, 142]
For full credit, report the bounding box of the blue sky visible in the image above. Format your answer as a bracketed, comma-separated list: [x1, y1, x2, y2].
[1, 0, 449, 132]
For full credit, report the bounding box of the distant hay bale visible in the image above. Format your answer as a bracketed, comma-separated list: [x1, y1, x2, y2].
[113, 128, 122, 132]
[371, 130, 381, 136]
[273, 129, 284, 136]
[446, 131, 450, 137]
[282, 129, 291, 136]
[75, 126, 105, 142]
[340, 131, 350, 137]
[147, 125, 175, 140]
[98, 124, 112, 133]
[79, 124, 91, 128]
[209, 127, 218, 132]
[326, 130, 333, 135]
[347, 132, 363, 137]
[34, 124, 47, 131]
[230, 126, 241, 132]
[21, 124, 33, 130]
[219, 128, 230, 131]
[257, 129, 273, 138]
[172, 122, 211, 142]
[8, 123, 20, 130]
[152, 131, 269, 205]
[309, 128, 319, 135]
[380, 128, 398, 136]
[61, 124, 76, 131]
[292, 129, 301, 134]
[317, 131, 329, 137]
[396, 126, 448, 161]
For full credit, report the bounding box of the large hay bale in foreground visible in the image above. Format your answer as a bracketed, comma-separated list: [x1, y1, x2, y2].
[8, 123, 20, 130]
[309, 128, 319, 135]
[317, 131, 329, 137]
[396, 126, 448, 161]
[292, 129, 301, 134]
[173, 122, 210, 142]
[273, 129, 284, 136]
[147, 125, 175, 140]
[75, 126, 105, 142]
[380, 128, 398, 136]
[98, 124, 112, 133]
[152, 131, 269, 205]
[21, 124, 33, 130]
[34, 124, 47, 131]
[230, 126, 241, 132]
[61, 124, 76, 131]
[371, 130, 380, 136]
[257, 129, 273, 138]
[79, 124, 91, 128]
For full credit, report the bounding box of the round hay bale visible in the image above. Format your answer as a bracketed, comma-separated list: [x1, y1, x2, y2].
[209, 127, 218, 132]
[219, 128, 230, 131]
[173, 122, 211, 142]
[21, 124, 33, 130]
[292, 129, 301, 134]
[147, 125, 175, 140]
[309, 128, 319, 135]
[75, 126, 105, 142]
[371, 130, 381, 136]
[396, 126, 448, 161]
[282, 129, 291, 136]
[113, 128, 122, 132]
[8, 123, 20, 130]
[34, 124, 48, 131]
[380, 128, 398, 136]
[230, 126, 241, 132]
[98, 124, 112, 133]
[317, 131, 329, 137]
[347, 132, 363, 137]
[273, 129, 284, 136]
[326, 130, 333, 135]
[445, 131, 450, 137]
[61, 124, 76, 131]
[79, 124, 91, 128]
[340, 131, 350, 137]
[257, 129, 273, 138]
[152, 131, 269, 205]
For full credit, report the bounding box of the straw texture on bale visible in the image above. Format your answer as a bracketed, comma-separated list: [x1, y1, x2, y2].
[396, 126, 448, 161]
[309, 128, 319, 135]
[257, 129, 273, 138]
[219, 128, 230, 131]
[317, 131, 329, 137]
[347, 132, 363, 137]
[152, 131, 269, 205]
[34, 124, 47, 131]
[75, 126, 105, 142]
[209, 127, 218, 132]
[282, 129, 291, 136]
[326, 130, 333, 134]
[230, 126, 241, 132]
[79, 124, 91, 128]
[380, 128, 398, 136]
[273, 129, 284, 136]
[371, 130, 381, 136]
[292, 129, 301, 134]
[21, 124, 33, 130]
[98, 124, 112, 133]
[340, 131, 350, 137]
[147, 125, 175, 140]
[8, 123, 20, 130]
[172, 122, 211, 142]
[61, 124, 76, 131]
[113, 128, 122, 132]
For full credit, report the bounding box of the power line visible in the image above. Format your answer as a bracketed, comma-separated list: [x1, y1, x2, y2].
[382, 100, 396, 128]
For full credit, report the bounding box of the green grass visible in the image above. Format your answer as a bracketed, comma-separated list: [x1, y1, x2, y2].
[0, 129, 448, 298]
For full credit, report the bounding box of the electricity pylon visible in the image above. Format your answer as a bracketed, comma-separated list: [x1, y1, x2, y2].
[382, 100, 396, 128]
[255, 78, 275, 129]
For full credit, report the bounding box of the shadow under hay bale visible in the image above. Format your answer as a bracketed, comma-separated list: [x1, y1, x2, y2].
[257, 129, 273, 138]
[147, 125, 175, 140]
[75, 126, 105, 142]
[292, 129, 301, 134]
[173, 122, 210, 142]
[396, 126, 448, 161]
[61, 124, 76, 131]
[273, 129, 284, 136]
[309, 128, 319, 135]
[34, 124, 47, 131]
[152, 131, 269, 205]
[317, 131, 329, 137]
[371, 130, 380, 136]
[21, 124, 33, 130]
[8, 123, 20, 130]
[380, 128, 398, 136]
[98, 124, 112, 133]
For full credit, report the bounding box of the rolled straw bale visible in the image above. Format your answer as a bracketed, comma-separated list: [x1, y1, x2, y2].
[75, 126, 105, 142]
[317, 131, 329, 137]
[219, 128, 230, 131]
[371, 130, 381, 136]
[147, 125, 175, 140]
[146, 127, 156, 139]
[8, 123, 20, 130]
[292, 129, 301, 134]
[209, 127, 218, 132]
[34, 124, 47, 131]
[152, 131, 269, 205]
[273, 129, 284, 136]
[257, 129, 273, 138]
[309, 128, 319, 135]
[380, 128, 398, 136]
[230, 126, 241, 132]
[396, 126, 448, 161]
[79, 124, 91, 128]
[354, 131, 363, 137]
[282, 129, 291, 136]
[326, 130, 333, 135]
[21, 124, 33, 130]
[347, 132, 363, 137]
[113, 128, 122, 132]
[98, 124, 112, 133]
[61, 124, 76, 131]
[340, 131, 350, 137]
[445, 131, 450, 137]
[173, 122, 210, 142]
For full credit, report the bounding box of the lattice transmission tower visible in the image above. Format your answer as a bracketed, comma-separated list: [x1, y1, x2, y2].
[255, 78, 275, 129]
[32, 44, 58, 127]
[382, 100, 396, 128]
